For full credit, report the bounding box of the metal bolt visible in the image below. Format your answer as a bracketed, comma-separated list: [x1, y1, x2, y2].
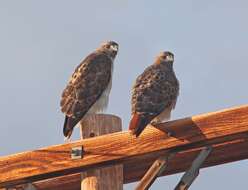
[71, 146, 83, 159]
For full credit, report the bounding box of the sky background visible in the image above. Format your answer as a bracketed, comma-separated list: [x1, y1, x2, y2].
[0, 0, 248, 189]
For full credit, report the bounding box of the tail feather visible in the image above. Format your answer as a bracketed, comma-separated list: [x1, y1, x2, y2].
[129, 113, 154, 137]
[63, 116, 79, 139]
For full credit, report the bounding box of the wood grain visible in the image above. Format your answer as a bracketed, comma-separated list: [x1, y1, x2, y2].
[0, 105, 248, 188]
[6, 137, 248, 190]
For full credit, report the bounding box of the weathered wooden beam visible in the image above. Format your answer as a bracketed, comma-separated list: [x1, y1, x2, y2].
[13, 134, 248, 190]
[0, 105, 248, 188]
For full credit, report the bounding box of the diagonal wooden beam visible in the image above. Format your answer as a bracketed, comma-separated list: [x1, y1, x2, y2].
[0, 105, 248, 188]
[135, 153, 175, 190]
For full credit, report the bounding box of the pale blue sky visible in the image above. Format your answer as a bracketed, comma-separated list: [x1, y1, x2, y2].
[0, 1, 248, 189]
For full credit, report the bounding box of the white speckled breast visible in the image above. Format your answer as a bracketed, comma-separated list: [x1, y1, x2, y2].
[87, 64, 113, 114]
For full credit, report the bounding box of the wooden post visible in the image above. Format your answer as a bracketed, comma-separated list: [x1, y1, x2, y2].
[80, 114, 123, 190]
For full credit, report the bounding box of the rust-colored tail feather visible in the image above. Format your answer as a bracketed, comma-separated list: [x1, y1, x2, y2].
[63, 116, 78, 139]
[129, 113, 153, 137]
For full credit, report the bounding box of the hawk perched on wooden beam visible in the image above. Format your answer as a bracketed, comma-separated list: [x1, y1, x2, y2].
[129, 51, 179, 137]
[60, 41, 119, 139]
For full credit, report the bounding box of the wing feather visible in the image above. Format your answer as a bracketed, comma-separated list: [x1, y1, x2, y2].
[130, 64, 179, 137]
[60, 52, 112, 138]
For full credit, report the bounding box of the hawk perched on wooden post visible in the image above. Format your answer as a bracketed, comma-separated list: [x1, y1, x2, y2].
[129, 51, 179, 137]
[60, 41, 119, 139]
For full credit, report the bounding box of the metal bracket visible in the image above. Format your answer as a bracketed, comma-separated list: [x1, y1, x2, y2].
[174, 146, 213, 190]
[71, 146, 83, 159]
[135, 153, 175, 190]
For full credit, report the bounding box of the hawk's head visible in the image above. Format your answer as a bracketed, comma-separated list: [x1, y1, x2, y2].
[157, 51, 174, 63]
[99, 41, 119, 59]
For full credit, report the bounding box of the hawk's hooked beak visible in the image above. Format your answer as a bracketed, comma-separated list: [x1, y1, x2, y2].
[110, 44, 118, 52]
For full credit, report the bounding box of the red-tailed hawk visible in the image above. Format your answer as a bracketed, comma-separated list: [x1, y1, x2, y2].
[129, 51, 179, 137]
[60, 41, 119, 139]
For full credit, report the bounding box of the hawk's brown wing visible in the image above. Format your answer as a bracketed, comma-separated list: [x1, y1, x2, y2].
[129, 64, 179, 137]
[60, 52, 112, 138]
